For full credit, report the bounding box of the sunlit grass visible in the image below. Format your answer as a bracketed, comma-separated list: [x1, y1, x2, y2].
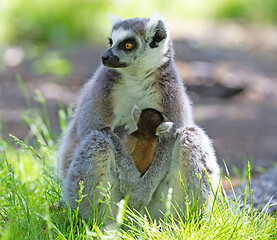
[1, 0, 277, 47]
[0, 91, 277, 239]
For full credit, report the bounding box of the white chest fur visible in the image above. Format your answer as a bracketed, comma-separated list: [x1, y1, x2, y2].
[111, 75, 161, 131]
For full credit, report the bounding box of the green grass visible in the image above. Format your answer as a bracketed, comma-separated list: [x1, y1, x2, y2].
[0, 93, 277, 239]
[1, 0, 277, 47]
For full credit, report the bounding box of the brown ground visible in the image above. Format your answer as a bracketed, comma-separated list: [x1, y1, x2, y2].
[0, 21, 277, 176]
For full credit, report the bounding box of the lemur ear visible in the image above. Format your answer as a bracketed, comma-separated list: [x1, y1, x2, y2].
[146, 12, 167, 48]
[108, 14, 123, 27]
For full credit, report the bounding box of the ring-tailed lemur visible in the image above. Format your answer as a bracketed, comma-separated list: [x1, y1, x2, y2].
[58, 13, 220, 220]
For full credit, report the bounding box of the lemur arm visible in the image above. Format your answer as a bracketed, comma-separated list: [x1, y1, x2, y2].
[108, 129, 141, 194]
[128, 131, 176, 208]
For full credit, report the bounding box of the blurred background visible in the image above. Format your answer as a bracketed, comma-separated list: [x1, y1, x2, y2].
[0, 0, 277, 180]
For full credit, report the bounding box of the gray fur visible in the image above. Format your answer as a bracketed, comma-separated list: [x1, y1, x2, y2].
[113, 18, 149, 33]
[58, 15, 220, 220]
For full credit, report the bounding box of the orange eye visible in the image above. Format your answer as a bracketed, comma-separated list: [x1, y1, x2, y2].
[125, 43, 133, 49]
[108, 38, 112, 47]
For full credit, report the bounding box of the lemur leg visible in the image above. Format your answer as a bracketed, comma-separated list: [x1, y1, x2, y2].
[58, 121, 79, 181]
[148, 126, 220, 219]
[64, 131, 119, 219]
[171, 126, 219, 210]
[64, 130, 141, 219]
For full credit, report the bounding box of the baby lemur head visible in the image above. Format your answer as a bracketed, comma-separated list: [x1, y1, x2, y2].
[136, 108, 164, 136]
[102, 13, 172, 76]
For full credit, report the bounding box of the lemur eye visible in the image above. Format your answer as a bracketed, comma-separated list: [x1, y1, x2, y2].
[108, 38, 113, 47]
[125, 43, 133, 50]
[118, 38, 136, 51]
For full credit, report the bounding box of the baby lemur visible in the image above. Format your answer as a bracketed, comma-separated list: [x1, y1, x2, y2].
[58, 14, 220, 220]
[125, 107, 173, 176]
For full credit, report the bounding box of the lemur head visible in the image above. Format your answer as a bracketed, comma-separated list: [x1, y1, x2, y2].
[101, 13, 172, 76]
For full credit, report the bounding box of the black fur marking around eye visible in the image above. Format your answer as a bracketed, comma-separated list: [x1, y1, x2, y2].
[108, 37, 113, 46]
[118, 38, 137, 51]
[149, 42, 156, 48]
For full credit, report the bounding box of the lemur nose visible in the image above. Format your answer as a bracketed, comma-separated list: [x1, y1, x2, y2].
[101, 54, 110, 62]
[101, 49, 123, 68]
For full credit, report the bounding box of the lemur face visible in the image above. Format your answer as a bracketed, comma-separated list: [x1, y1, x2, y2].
[102, 14, 170, 75]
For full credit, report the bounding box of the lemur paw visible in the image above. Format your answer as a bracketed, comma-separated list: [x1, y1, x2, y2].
[156, 122, 174, 137]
